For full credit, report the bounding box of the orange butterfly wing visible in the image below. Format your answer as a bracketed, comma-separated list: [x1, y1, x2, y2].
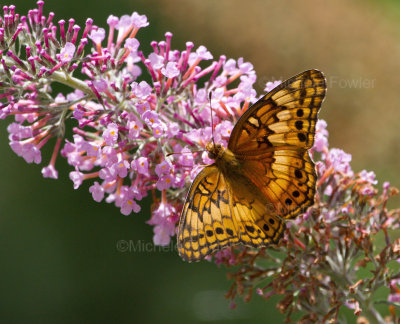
[229, 69, 326, 155]
[229, 69, 326, 218]
[177, 165, 284, 262]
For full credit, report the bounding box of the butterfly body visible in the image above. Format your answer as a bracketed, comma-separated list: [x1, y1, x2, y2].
[206, 143, 273, 210]
[206, 143, 240, 173]
[178, 70, 327, 262]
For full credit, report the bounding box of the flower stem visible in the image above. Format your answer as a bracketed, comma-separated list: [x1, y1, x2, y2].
[50, 71, 93, 95]
[354, 291, 385, 324]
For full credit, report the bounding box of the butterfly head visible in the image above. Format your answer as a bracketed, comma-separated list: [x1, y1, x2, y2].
[206, 142, 224, 160]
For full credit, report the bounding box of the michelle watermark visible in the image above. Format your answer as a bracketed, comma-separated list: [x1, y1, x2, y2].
[116, 239, 177, 253]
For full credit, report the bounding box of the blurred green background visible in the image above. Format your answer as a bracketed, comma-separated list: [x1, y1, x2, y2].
[1, 0, 399, 323]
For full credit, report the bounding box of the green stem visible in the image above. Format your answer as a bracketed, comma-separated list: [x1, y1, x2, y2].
[50, 71, 92, 95]
[2, 56, 92, 96]
[354, 290, 385, 324]
[323, 256, 385, 324]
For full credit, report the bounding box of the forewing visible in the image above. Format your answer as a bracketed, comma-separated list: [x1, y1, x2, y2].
[228, 69, 326, 156]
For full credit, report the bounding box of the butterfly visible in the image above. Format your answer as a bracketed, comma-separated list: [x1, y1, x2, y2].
[177, 69, 326, 262]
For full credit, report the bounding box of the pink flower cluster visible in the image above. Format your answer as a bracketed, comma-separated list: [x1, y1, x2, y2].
[0, 1, 258, 246]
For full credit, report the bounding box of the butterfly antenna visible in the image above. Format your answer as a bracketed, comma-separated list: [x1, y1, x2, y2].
[209, 91, 216, 146]
[166, 150, 204, 157]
